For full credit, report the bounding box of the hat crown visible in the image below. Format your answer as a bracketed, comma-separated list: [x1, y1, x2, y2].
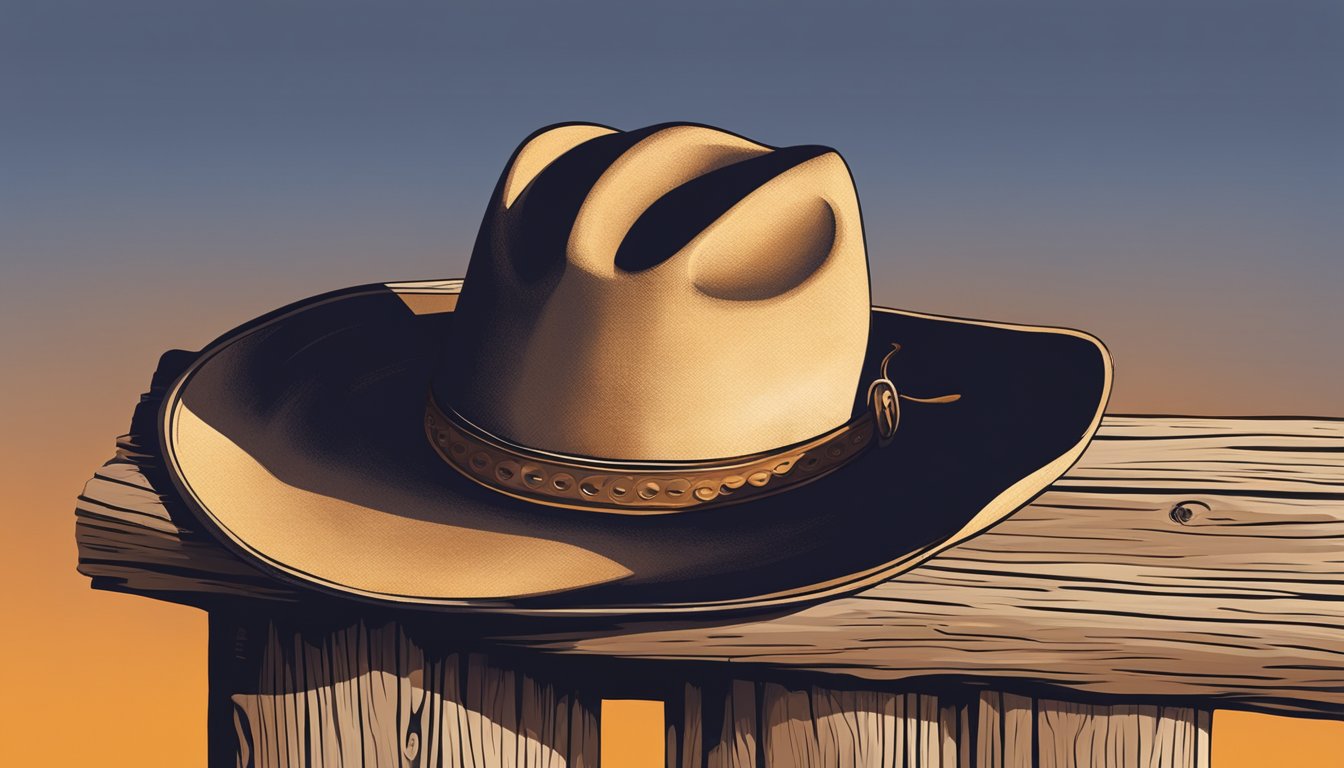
[437, 122, 871, 461]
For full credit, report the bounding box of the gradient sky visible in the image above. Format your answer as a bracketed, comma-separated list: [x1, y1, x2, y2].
[5, 0, 1343, 413]
[2, 2, 1342, 765]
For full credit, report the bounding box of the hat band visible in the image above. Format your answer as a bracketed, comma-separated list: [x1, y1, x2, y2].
[426, 345, 959, 514]
[425, 398, 876, 515]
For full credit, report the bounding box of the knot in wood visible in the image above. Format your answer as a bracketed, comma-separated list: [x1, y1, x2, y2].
[1169, 500, 1209, 525]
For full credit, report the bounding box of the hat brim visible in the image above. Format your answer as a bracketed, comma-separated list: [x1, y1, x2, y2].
[162, 279, 1110, 615]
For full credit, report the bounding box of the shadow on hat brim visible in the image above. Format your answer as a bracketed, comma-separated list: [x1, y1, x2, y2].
[161, 279, 1111, 615]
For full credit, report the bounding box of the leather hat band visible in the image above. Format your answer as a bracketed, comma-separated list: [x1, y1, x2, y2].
[426, 346, 960, 515]
[426, 398, 877, 515]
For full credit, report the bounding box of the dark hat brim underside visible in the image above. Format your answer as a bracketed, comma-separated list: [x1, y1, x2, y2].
[162, 280, 1110, 615]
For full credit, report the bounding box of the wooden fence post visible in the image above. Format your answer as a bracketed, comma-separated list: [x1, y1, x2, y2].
[208, 612, 602, 768]
[203, 613, 1212, 767]
[668, 684, 1210, 768]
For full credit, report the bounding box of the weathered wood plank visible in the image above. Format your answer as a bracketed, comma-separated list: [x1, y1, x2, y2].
[519, 487, 1344, 715]
[210, 614, 600, 767]
[78, 406, 1344, 716]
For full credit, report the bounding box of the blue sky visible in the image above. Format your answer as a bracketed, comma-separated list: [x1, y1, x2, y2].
[3, 0, 1341, 413]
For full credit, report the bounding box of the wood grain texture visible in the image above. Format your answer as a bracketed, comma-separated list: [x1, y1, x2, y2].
[668, 683, 1208, 768]
[210, 614, 599, 768]
[210, 614, 1211, 767]
[74, 360, 1344, 715]
[509, 417, 1344, 717]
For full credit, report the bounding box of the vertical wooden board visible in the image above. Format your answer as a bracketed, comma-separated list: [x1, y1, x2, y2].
[1112, 704, 1142, 767]
[440, 653, 466, 767]
[463, 654, 492, 768]
[853, 691, 878, 768]
[762, 682, 820, 767]
[1195, 710, 1211, 768]
[677, 684, 704, 768]
[1154, 706, 1184, 768]
[731, 680, 758, 768]
[1153, 706, 1182, 768]
[1001, 693, 1034, 768]
[845, 688, 900, 767]
[1074, 701, 1098, 767]
[919, 694, 942, 768]
[1095, 703, 1123, 767]
[518, 675, 548, 768]
[543, 682, 564, 768]
[1036, 699, 1077, 768]
[666, 718, 680, 768]
[230, 694, 255, 768]
[270, 623, 290, 767]
[906, 693, 920, 768]
[364, 623, 403, 766]
[1098, 702, 1126, 767]
[440, 654, 460, 768]
[1135, 704, 1160, 767]
[959, 701, 972, 768]
[811, 687, 843, 767]
[938, 697, 962, 768]
[887, 689, 905, 768]
[550, 692, 571, 768]
[570, 691, 600, 768]
[331, 623, 358, 765]
[497, 664, 520, 768]
[300, 630, 335, 764]
[493, 656, 520, 767]
[353, 624, 375, 765]
[811, 688, 869, 767]
[706, 680, 758, 768]
[345, 623, 370, 765]
[400, 632, 427, 767]
[271, 622, 298, 767]
[420, 655, 442, 768]
[1158, 704, 1203, 767]
[876, 690, 900, 768]
[977, 692, 1004, 768]
[345, 624, 371, 764]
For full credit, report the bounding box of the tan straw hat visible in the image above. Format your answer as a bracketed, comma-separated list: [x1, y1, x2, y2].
[161, 122, 1112, 614]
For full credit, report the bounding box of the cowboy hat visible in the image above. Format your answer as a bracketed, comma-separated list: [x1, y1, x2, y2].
[161, 122, 1111, 615]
